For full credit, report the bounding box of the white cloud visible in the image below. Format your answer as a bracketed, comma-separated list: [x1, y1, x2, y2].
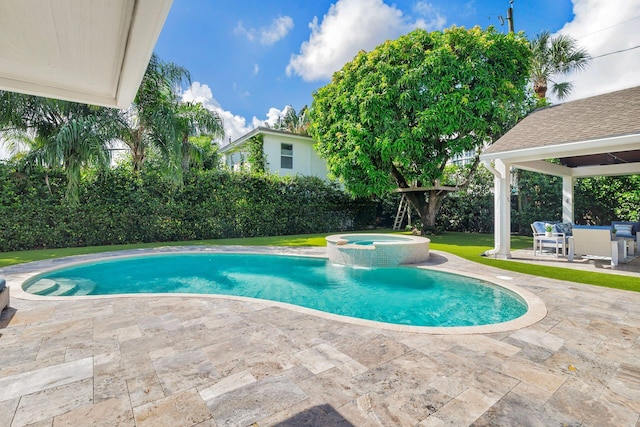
[286, 0, 445, 81]
[182, 82, 252, 144]
[253, 64, 260, 75]
[181, 83, 294, 144]
[234, 16, 294, 46]
[233, 21, 255, 42]
[551, 0, 640, 102]
[413, 1, 446, 29]
[250, 106, 290, 129]
[261, 16, 295, 45]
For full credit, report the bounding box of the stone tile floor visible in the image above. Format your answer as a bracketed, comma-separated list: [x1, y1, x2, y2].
[1, 246, 640, 426]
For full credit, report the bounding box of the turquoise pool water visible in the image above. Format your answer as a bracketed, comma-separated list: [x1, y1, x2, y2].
[23, 253, 528, 327]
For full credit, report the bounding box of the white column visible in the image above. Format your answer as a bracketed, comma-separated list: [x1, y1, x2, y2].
[494, 160, 512, 259]
[483, 160, 512, 259]
[562, 175, 574, 224]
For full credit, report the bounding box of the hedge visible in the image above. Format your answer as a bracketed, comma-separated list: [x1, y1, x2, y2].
[0, 163, 375, 251]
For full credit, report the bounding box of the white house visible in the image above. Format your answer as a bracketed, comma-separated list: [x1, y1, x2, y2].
[220, 127, 329, 179]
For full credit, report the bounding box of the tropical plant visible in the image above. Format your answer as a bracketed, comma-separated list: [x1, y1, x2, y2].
[174, 101, 224, 172]
[0, 90, 122, 204]
[310, 26, 533, 229]
[272, 105, 310, 135]
[529, 31, 590, 102]
[122, 54, 190, 177]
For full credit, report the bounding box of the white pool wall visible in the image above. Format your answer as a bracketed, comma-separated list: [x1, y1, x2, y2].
[326, 233, 430, 267]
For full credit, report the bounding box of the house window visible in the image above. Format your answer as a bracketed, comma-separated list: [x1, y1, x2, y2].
[281, 143, 293, 169]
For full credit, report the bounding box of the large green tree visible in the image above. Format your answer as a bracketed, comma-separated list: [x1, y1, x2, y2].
[310, 26, 533, 228]
[529, 31, 590, 102]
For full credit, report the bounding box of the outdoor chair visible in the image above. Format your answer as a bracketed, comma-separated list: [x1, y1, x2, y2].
[612, 221, 640, 254]
[568, 225, 620, 267]
[531, 221, 570, 257]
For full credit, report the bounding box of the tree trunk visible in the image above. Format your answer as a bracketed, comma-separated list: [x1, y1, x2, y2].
[534, 81, 547, 100]
[403, 190, 447, 230]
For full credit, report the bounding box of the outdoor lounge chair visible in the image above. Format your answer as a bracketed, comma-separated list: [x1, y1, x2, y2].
[568, 225, 620, 267]
[531, 221, 570, 257]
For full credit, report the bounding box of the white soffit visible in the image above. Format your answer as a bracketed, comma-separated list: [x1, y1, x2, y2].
[0, 0, 173, 109]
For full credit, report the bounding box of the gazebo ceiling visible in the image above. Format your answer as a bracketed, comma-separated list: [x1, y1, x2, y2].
[560, 149, 640, 168]
[0, 0, 173, 108]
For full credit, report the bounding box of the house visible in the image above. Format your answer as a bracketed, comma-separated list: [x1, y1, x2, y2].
[480, 85, 640, 259]
[220, 127, 329, 179]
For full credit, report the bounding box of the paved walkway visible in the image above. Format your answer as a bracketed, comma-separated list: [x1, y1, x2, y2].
[1, 246, 640, 426]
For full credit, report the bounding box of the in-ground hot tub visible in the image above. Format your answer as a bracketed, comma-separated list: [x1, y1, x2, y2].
[326, 233, 430, 267]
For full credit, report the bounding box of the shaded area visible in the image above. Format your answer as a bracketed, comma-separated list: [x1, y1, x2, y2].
[273, 404, 355, 427]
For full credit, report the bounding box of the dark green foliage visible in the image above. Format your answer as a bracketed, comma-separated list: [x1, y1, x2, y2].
[511, 170, 563, 234]
[510, 171, 639, 235]
[438, 166, 495, 233]
[575, 175, 640, 224]
[0, 162, 374, 251]
[246, 134, 266, 173]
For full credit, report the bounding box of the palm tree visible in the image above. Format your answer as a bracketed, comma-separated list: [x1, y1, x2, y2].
[530, 31, 590, 101]
[272, 105, 310, 136]
[0, 90, 121, 204]
[174, 101, 224, 172]
[123, 54, 190, 175]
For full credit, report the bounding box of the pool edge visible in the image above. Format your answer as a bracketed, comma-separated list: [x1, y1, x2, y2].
[6, 246, 547, 335]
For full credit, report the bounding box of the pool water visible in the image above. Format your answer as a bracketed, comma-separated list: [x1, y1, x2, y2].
[23, 253, 527, 327]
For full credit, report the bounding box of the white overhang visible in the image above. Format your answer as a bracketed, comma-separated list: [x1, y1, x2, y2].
[480, 133, 640, 178]
[0, 0, 173, 109]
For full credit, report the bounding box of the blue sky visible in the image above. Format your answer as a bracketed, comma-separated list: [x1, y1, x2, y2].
[154, 0, 640, 142]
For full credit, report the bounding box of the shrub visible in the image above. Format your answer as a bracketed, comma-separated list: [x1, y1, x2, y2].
[0, 162, 375, 251]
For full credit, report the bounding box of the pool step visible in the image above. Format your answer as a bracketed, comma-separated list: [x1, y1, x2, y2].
[26, 278, 95, 296]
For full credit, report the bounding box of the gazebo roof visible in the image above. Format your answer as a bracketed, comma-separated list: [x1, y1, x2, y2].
[481, 86, 640, 177]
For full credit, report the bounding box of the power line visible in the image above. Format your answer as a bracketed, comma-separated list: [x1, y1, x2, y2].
[591, 44, 640, 59]
[572, 15, 640, 40]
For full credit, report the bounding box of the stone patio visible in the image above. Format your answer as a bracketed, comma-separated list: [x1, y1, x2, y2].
[1, 246, 640, 426]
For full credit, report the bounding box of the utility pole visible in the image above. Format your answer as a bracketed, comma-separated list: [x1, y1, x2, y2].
[506, 0, 514, 33]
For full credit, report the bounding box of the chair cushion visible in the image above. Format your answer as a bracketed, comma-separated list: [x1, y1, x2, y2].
[615, 223, 634, 238]
[532, 221, 547, 234]
[555, 222, 572, 236]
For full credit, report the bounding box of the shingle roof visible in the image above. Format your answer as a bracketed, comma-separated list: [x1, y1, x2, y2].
[483, 85, 640, 156]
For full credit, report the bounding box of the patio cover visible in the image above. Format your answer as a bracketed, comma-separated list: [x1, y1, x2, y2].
[0, 0, 173, 108]
[479, 85, 640, 258]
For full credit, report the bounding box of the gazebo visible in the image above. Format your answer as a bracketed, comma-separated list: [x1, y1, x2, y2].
[480, 85, 640, 259]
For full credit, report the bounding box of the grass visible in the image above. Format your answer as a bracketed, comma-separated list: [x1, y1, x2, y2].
[2, 230, 639, 292]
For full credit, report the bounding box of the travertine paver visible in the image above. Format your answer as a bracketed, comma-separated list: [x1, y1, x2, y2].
[0, 245, 639, 426]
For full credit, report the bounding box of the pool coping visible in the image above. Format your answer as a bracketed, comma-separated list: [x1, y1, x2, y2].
[4, 245, 547, 335]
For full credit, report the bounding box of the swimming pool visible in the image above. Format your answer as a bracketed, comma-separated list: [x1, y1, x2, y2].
[23, 253, 528, 328]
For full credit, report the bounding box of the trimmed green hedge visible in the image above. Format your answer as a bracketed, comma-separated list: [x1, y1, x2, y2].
[0, 163, 374, 251]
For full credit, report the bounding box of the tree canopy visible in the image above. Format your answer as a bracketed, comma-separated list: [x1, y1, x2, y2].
[310, 26, 533, 227]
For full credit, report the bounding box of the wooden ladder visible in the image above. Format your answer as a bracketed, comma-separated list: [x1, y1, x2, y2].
[393, 195, 411, 230]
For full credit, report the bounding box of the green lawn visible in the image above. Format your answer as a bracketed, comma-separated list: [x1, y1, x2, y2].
[1, 231, 639, 292]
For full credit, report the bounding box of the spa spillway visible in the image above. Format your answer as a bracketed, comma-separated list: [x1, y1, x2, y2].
[326, 233, 430, 267]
